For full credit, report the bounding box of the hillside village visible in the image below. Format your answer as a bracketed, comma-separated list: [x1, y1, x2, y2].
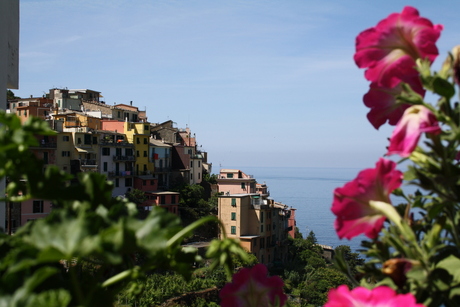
[4, 88, 297, 267]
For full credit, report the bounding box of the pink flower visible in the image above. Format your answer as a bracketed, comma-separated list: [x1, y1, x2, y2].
[354, 6, 443, 88]
[220, 264, 287, 307]
[325, 285, 425, 307]
[363, 75, 425, 130]
[387, 105, 441, 157]
[331, 158, 403, 240]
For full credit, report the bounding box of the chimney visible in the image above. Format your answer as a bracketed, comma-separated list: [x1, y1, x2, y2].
[130, 101, 132, 106]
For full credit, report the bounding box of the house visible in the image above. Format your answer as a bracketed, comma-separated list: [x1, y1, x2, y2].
[217, 169, 296, 266]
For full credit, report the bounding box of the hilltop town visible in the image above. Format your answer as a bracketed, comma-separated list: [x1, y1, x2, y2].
[5, 88, 297, 267]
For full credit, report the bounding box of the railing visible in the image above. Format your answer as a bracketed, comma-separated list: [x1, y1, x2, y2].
[80, 159, 97, 166]
[32, 142, 57, 148]
[154, 167, 171, 172]
[100, 140, 133, 147]
[133, 171, 154, 176]
[252, 204, 269, 210]
[113, 155, 135, 161]
[107, 171, 133, 178]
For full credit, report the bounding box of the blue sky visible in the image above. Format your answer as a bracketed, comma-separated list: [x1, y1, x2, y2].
[15, 1, 460, 169]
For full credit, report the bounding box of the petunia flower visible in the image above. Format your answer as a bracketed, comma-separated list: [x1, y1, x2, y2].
[324, 285, 425, 307]
[220, 264, 287, 307]
[331, 158, 403, 240]
[363, 74, 425, 129]
[354, 6, 443, 88]
[387, 105, 441, 157]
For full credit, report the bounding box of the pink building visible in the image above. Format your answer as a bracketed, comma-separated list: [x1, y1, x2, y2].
[217, 169, 257, 195]
[20, 199, 52, 226]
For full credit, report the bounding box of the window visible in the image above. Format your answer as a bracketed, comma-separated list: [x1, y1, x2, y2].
[84, 134, 91, 145]
[260, 238, 265, 248]
[126, 148, 133, 156]
[143, 151, 147, 157]
[260, 212, 264, 223]
[161, 195, 166, 204]
[115, 179, 119, 187]
[231, 198, 236, 207]
[136, 151, 139, 157]
[63, 136, 70, 141]
[171, 195, 176, 204]
[190, 161, 193, 168]
[253, 239, 257, 248]
[62, 151, 70, 157]
[143, 180, 146, 186]
[103, 162, 108, 172]
[231, 226, 236, 235]
[143, 164, 147, 171]
[227, 173, 234, 178]
[144, 125, 149, 132]
[102, 147, 110, 156]
[93, 136, 97, 144]
[125, 178, 132, 187]
[231, 212, 236, 220]
[77, 137, 82, 144]
[136, 138, 140, 144]
[261, 225, 264, 233]
[33, 200, 44, 213]
[198, 161, 200, 167]
[241, 182, 246, 189]
[43, 152, 49, 164]
[117, 111, 121, 118]
[144, 138, 148, 144]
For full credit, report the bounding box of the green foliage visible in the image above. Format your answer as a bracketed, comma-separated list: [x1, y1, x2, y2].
[283, 230, 359, 306]
[6, 89, 19, 100]
[117, 266, 226, 306]
[125, 188, 147, 205]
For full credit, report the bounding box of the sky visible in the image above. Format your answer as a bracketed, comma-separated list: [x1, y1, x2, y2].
[14, 0, 460, 169]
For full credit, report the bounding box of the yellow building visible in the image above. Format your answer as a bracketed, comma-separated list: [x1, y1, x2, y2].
[55, 131, 74, 173]
[52, 112, 102, 130]
[123, 121, 153, 175]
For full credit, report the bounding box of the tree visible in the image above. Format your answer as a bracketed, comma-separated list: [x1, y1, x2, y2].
[6, 89, 19, 100]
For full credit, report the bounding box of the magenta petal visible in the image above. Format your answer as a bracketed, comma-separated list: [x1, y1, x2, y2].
[331, 158, 403, 240]
[387, 105, 441, 157]
[354, 6, 442, 87]
[220, 264, 287, 307]
[325, 285, 426, 307]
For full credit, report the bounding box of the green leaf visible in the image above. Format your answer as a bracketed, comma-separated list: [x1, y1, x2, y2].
[432, 77, 455, 99]
[436, 255, 460, 284]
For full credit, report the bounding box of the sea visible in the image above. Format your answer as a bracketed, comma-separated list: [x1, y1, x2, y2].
[228, 166, 415, 254]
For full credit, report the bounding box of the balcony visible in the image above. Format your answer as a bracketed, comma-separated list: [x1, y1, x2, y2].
[80, 159, 97, 166]
[108, 170, 133, 178]
[113, 155, 135, 162]
[31, 142, 57, 149]
[134, 171, 153, 176]
[100, 140, 133, 147]
[154, 167, 171, 173]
